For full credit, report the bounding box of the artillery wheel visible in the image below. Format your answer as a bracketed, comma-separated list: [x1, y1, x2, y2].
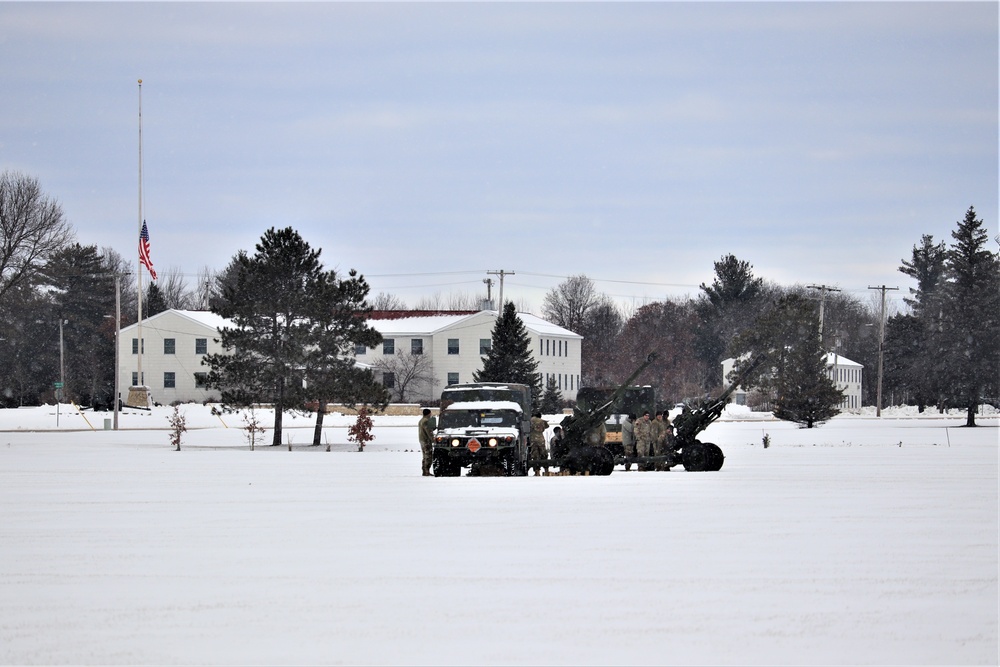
[681, 442, 710, 472]
[594, 446, 615, 475]
[504, 451, 527, 477]
[562, 446, 615, 476]
[432, 453, 460, 477]
[703, 442, 725, 472]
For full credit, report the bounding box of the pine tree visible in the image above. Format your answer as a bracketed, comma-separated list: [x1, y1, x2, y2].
[936, 207, 1000, 426]
[144, 281, 168, 319]
[694, 254, 767, 388]
[772, 330, 844, 428]
[540, 375, 563, 414]
[206, 227, 327, 446]
[730, 294, 843, 428]
[474, 301, 542, 405]
[889, 234, 948, 411]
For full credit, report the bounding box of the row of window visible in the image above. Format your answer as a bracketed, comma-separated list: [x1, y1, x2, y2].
[130, 372, 209, 389]
[541, 338, 570, 357]
[132, 338, 208, 355]
[829, 367, 862, 383]
[545, 372, 579, 391]
[358, 338, 492, 356]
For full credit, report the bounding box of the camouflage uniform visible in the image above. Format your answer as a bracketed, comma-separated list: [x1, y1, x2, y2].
[621, 415, 636, 471]
[634, 414, 653, 460]
[651, 413, 668, 471]
[529, 415, 549, 475]
[651, 414, 668, 457]
[418, 412, 436, 476]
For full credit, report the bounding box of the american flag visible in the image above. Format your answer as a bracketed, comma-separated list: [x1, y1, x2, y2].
[139, 220, 157, 280]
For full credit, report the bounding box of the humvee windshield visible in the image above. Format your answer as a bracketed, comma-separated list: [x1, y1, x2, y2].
[439, 409, 520, 430]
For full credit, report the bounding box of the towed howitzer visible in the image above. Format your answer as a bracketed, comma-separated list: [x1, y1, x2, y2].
[666, 354, 769, 472]
[546, 352, 658, 476]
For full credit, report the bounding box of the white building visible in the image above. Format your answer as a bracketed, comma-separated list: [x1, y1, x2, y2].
[721, 353, 863, 411]
[359, 310, 582, 403]
[118, 308, 582, 405]
[118, 310, 232, 405]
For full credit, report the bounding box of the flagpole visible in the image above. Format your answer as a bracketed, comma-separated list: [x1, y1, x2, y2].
[126, 78, 151, 409]
[137, 78, 144, 390]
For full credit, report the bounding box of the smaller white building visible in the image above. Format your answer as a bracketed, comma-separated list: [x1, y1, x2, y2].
[118, 310, 231, 405]
[721, 353, 863, 411]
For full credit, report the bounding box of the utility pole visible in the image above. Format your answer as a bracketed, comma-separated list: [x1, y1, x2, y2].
[868, 285, 899, 417]
[487, 270, 514, 311]
[807, 284, 841, 347]
[482, 277, 493, 309]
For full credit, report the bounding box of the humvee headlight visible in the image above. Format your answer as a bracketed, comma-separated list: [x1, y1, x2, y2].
[450, 438, 461, 447]
[488, 437, 498, 447]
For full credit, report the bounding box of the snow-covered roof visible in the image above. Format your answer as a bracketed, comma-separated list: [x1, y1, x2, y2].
[120, 309, 233, 333]
[367, 313, 473, 335]
[367, 310, 580, 338]
[441, 400, 523, 412]
[823, 353, 862, 368]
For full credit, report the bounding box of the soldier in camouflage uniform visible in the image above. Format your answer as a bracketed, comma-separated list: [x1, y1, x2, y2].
[529, 412, 549, 476]
[621, 413, 637, 471]
[634, 411, 652, 468]
[418, 408, 436, 476]
[651, 411, 669, 471]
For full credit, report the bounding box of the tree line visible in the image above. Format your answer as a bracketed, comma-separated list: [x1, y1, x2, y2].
[537, 206, 997, 427]
[1, 170, 996, 427]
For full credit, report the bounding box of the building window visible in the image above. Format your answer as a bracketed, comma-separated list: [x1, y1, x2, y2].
[383, 339, 394, 355]
[382, 372, 395, 389]
[195, 338, 208, 355]
[448, 338, 459, 355]
[194, 372, 208, 388]
[447, 372, 459, 386]
[411, 338, 423, 355]
[131, 338, 144, 354]
[355, 343, 366, 356]
[480, 338, 491, 355]
[164, 372, 175, 389]
[131, 372, 138, 386]
[164, 338, 176, 355]
[546, 339, 550, 356]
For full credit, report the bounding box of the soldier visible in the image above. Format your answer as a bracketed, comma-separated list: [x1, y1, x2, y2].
[621, 413, 636, 471]
[417, 408, 436, 476]
[548, 426, 564, 468]
[634, 411, 653, 467]
[651, 411, 668, 471]
[529, 411, 549, 476]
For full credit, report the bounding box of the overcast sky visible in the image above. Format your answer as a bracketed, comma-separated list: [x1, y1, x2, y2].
[1, 2, 996, 313]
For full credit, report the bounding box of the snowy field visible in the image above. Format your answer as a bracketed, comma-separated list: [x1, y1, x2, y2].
[1, 404, 997, 665]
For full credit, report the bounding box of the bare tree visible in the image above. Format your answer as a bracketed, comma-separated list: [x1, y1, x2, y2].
[371, 291, 408, 310]
[194, 266, 216, 310]
[542, 274, 600, 334]
[372, 351, 437, 402]
[157, 267, 196, 309]
[0, 171, 74, 306]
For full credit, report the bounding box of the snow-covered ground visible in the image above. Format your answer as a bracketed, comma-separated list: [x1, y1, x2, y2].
[1, 404, 997, 665]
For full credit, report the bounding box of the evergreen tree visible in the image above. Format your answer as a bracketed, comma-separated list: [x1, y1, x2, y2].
[206, 227, 327, 446]
[474, 301, 541, 405]
[694, 254, 767, 388]
[730, 294, 843, 427]
[540, 375, 563, 414]
[888, 234, 948, 410]
[304, 267, 388, 446]
[936, 207, 1000, 426]
[41, 243, 117, 406]
[144, 281, 168, 319]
